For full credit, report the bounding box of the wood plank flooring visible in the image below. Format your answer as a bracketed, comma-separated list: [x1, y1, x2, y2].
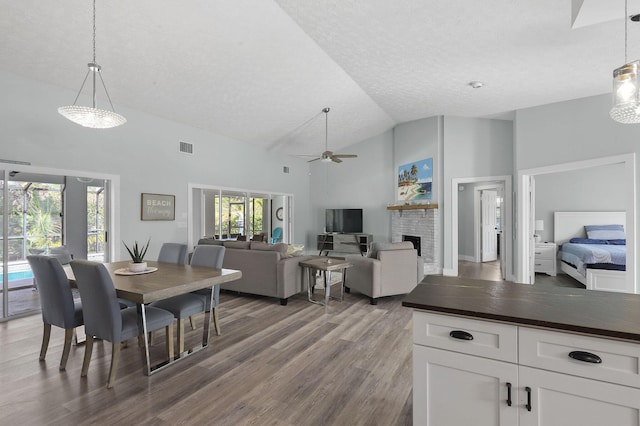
[0, 287, 414, 425]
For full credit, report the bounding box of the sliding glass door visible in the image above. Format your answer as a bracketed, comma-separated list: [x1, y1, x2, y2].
[0, 170, 113, 321]
[192, 185, 293, 246]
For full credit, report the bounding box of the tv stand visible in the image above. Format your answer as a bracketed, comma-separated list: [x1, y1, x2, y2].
[317, 233, 372, 256]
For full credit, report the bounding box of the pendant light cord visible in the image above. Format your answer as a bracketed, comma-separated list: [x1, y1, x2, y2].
[93, 0, 97, 64]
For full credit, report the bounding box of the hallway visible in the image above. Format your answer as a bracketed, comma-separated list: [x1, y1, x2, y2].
[457, 260, 584, 289]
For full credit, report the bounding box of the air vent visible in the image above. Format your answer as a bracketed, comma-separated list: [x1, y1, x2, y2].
[283, 166, 290, 174]
[179, 141, 193, 154]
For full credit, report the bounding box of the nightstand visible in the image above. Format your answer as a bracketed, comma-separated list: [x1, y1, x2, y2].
[534, 242, 557, 276]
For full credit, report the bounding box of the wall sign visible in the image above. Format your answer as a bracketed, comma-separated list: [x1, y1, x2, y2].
[141, 193, 175, 221]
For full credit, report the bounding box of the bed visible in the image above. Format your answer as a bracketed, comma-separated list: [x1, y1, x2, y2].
[554, 211, 630, 293]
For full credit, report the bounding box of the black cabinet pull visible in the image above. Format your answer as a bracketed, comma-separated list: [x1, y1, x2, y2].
[525, 386, 532, 412]
[506, 382, 512, 407]
[569, 350, 602, 364]
[449, 330, 474, 341]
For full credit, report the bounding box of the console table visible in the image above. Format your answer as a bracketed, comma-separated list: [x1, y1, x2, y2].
[316, 233, 372, 255]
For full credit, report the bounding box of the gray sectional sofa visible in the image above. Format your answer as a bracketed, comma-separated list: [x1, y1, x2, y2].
[197, 239, 310, 305]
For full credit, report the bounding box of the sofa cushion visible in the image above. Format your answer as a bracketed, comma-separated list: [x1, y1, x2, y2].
[198, 238, 223, 246]
[251, 241, 287, 256]
[367, 241, 414, 258]
[223, 240, 251, 250]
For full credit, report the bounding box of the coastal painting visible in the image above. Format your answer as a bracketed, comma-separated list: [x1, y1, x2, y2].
[397, 158, 433, 201]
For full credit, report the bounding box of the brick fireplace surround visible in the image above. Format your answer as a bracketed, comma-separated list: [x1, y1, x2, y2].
[389, 205, 439, 275]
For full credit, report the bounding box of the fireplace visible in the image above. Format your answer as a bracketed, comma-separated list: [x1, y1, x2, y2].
[402, 235, 422, 257]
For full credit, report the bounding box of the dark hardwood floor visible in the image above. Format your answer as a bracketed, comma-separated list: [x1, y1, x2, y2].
[0, 286, 413, 425]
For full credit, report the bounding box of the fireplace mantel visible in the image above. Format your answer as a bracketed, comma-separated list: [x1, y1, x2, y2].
[386, 204, 438, 211]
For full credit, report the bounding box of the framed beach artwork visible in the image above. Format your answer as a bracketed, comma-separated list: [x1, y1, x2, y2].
[397, 158, 433, 201]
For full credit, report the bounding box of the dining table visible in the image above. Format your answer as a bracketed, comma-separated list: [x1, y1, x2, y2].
[67, 260, 242, 375]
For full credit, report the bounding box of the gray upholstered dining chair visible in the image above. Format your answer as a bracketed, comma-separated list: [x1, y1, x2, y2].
[190, 245, 226, 336]
[70, 259, 175, 389]
[157, 242, 188, 265]
[150, 243, 205, 354]
[27, 255, 83, 371]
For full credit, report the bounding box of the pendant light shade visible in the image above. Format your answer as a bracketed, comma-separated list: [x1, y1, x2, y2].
[610, 61, 640, 123]
[58, 0, 126, 129]
[610, 0, 640, 124]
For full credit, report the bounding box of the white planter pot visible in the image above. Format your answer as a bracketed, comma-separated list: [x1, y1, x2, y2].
[128, 261, 147, 272]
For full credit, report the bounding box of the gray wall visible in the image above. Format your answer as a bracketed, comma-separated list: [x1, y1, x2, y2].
[443, 116, 514, 273]
[0, 71, 312, 261]
[308, 129, 394, 250]
[534, 163, 626, 242]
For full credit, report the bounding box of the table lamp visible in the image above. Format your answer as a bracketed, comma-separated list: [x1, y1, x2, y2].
[534, 220, 544, 243]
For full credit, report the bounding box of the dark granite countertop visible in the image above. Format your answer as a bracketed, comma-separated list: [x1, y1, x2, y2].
[402, 276, 640, 342]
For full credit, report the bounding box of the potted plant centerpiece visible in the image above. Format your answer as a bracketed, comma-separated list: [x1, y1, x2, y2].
[123, 239, 150, 272]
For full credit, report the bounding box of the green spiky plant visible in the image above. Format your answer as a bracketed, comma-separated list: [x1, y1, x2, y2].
[123, 239, 150, 263]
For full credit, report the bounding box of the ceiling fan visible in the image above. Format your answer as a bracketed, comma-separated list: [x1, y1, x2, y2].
[307, 107, 357, 164]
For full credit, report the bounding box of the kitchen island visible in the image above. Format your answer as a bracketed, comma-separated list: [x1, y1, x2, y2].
[402, 276, 640, 425]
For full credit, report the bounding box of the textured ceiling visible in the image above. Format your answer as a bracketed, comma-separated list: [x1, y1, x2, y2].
[1, 1, 639, 157]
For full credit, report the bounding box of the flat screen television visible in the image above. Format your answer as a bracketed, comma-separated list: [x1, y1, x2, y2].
[325, 208, 363, 233]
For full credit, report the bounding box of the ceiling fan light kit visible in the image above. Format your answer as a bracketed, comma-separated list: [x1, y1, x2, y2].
[58, 0, 126, 129]
[307, 107, 357, 164]
[610, 0, 640, 124]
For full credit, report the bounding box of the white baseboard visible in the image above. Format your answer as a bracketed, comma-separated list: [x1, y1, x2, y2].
[442, 268, 456, 276]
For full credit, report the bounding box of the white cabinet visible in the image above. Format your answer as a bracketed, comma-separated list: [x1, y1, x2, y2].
[414, 346, 518, 425]
[412, 311, 640, 426]
[533, 242, 556, 276]
[518, 366, 640, 426]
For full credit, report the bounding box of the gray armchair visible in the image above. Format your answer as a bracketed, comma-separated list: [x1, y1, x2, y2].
[345, 242, 424, 305]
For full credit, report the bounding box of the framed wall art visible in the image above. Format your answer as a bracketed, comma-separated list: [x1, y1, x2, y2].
[141, 193, 175, 221]
[397, 158, 433, 201]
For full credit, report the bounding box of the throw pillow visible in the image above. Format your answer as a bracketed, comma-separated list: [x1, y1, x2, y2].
[285, 244, 305, 257]
[584, 224, 625, 240]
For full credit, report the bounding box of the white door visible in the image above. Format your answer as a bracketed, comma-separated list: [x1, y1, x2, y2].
[519, 366, 640, 426]
[413, 345, 518, 426]
[529, 176, 536, 284]
[481, 190, 498, 262]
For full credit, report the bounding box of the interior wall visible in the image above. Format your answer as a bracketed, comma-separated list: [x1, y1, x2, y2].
[0, 71, 312, 260]
[534, 163, 626, 242]
[308, 129, 394, 250]
[64, 177, 89, 260]
[515, 93, 639, 281]
[443, 116, 514, 273]
[457, 184, 475, 260]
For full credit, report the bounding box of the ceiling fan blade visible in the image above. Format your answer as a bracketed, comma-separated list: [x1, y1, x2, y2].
[332, 154, 357, 159]
[331, 157, 343, 163]
[307, 157, 321, 163]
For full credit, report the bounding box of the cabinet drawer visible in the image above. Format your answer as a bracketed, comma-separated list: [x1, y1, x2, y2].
[533, 246, 555, 259]
[533, 258, 554, 272]
[519, 327, 640, 388]
[413, 311, 517, 363]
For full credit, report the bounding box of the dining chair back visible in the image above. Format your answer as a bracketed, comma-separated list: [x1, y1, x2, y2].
[27, 255, 83, 370]
[48, 246, 73, 265]
[158, 243, 188, 265]
[70, 259, 174, 388]
[190, 245, 226, 335]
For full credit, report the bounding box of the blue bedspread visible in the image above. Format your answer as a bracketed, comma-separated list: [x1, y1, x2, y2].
[559, 243, 626, 275]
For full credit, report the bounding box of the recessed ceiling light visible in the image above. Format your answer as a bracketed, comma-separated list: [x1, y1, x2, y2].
[469, 81, 484, 89]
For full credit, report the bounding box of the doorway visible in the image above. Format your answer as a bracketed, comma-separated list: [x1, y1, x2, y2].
[0, 166, 118, 321]
[450, 175, 512, 280]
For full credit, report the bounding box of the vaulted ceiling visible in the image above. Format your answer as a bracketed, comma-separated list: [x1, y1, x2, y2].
[1, 0, 638, 157]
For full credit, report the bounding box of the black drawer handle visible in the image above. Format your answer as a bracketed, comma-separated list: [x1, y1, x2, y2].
[525, 386, 532, 412]
[506, 382, 512, 407]
[449, 330, 474, 341]
[569, 351, 602, 364]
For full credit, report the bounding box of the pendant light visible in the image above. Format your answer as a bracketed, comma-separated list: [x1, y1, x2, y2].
[610, 0, 640, 124]
[58, 0, 126, 129]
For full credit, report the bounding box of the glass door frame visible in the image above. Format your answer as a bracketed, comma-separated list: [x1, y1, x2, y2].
[187, 183, 293, 249]
[0, 164, 120, 321]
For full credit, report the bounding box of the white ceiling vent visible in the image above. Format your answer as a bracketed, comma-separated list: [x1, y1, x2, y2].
[179, 141, 193, 154]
